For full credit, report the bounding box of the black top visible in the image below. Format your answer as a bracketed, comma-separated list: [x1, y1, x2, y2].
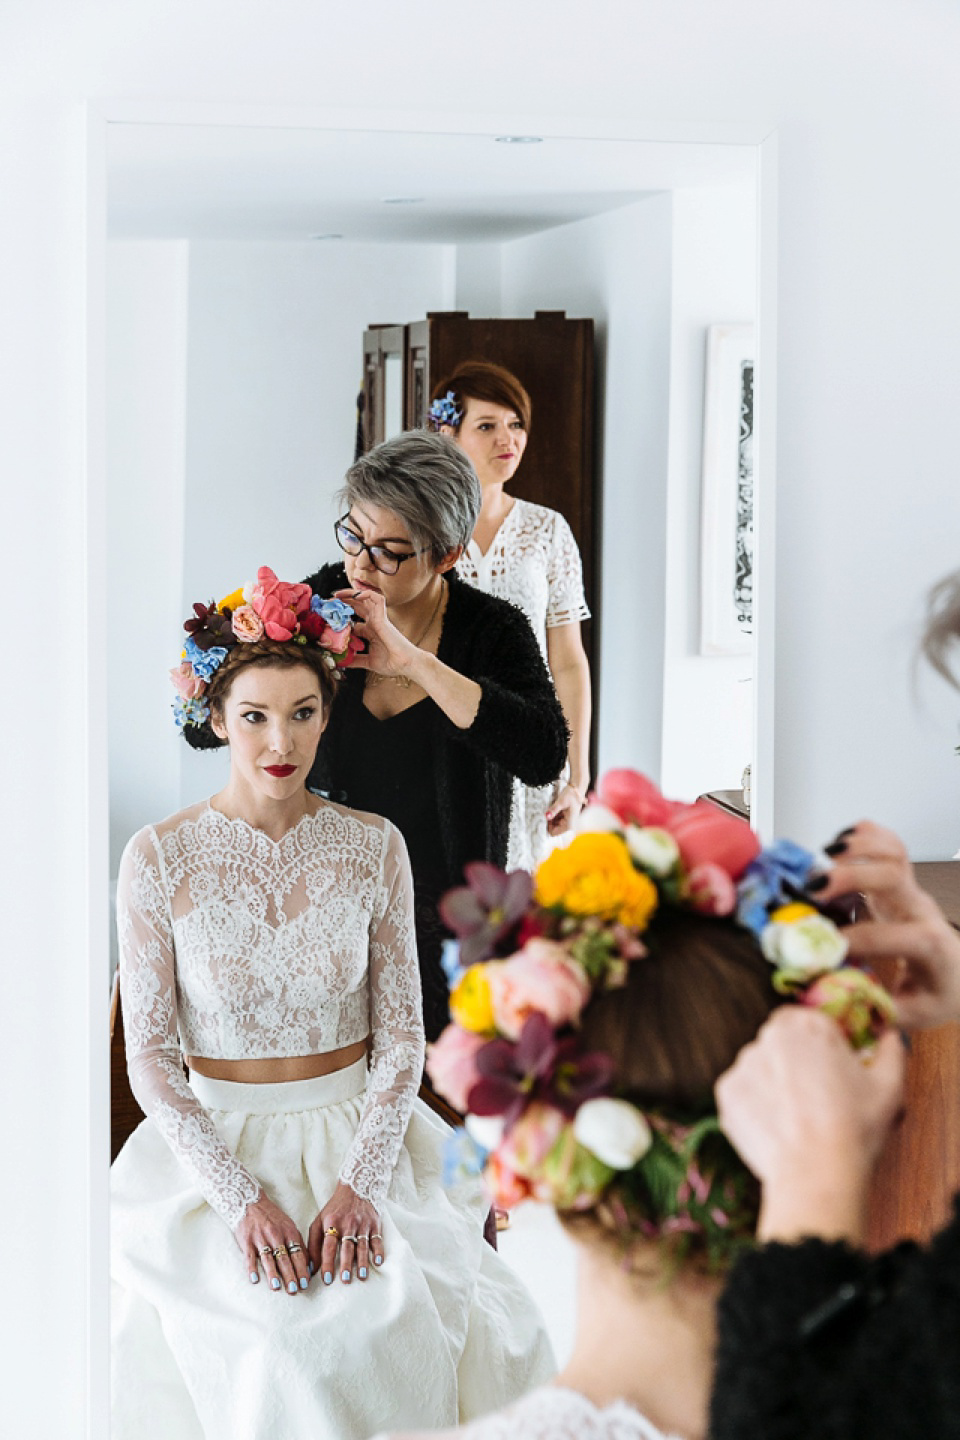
[709, 1196, 960, 1440]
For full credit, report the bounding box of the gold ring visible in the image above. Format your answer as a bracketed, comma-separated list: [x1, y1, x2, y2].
[259, 1246, 274, 1257]
[324, 1227, 339, 1237]
[273, 1245, 288, 1258]
[287, 1243, 303, 1254]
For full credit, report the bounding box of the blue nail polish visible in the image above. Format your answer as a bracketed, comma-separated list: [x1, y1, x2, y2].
[342, 1270, 351, 1282]
[288, 1281, 298, 1294]
[249, 1271, 259, 1284]
[359, 1267, 367, 1279]
[324, 1271, 333, 1285]
[271, 1278, 281, 1290]
[300, 1277, 308, 1289]
[374, 1255, 383, 1265]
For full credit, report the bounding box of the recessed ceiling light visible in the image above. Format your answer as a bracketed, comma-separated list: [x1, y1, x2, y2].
[494, 135, 543, 145]
[309, 232, 343, 241]
[382, 196, 425, 205]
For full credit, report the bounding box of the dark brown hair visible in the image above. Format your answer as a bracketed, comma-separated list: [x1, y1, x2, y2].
[430, 360, 532, 434]
[921, 566, 960, 690]
[183, 641, 338, 751]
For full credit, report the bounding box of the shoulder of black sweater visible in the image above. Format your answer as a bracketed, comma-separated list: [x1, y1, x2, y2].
[303, 559, 347, 595]
[442, 570, 535, 638]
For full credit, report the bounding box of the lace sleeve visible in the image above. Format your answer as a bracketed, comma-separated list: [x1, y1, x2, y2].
[338, 822, 425, 1207]
[545, 511, 590, 627]
[117, 827, 262, 1229]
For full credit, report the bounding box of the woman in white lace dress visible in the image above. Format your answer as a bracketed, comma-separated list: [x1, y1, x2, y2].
[382, 770, 900, 1440]
[110, 568, 554, 1440]
[431, 361, 591, 870]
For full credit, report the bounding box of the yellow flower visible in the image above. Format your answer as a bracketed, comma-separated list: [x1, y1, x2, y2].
[535, 832, 658, 931]
[219, 586, 247, 613]
[450, 964, 497, 1035]
[769, 902, 818, 925]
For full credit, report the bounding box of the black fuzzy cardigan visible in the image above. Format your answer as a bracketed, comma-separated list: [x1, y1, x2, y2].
[304, 563, 568, 884]
[709, 1196, 960, 1440]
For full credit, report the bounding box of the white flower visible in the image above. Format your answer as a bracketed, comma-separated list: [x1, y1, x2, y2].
[760, 913, 849, 977]
[576, 803, 624, 835]
[465, 1114, 505, 1154]
[573, 1098, 652, 1170]
[625, 825, 680, 877]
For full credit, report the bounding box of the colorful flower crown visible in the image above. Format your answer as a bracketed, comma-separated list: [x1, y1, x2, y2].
[427, 390, 463, 429]
[428, 770, 896, 1269]
[170, 566, 363, 731]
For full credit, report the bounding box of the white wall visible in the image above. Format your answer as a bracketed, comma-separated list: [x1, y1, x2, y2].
[661, 186, 757, 800]
[500, 194, 674, 779]
[6, 1, 960, 1431]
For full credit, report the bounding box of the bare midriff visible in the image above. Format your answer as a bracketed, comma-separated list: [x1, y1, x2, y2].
[187, 1037, 368, 1084]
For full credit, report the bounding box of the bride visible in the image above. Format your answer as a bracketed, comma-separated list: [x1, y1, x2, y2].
[110, 567, 554, 1440]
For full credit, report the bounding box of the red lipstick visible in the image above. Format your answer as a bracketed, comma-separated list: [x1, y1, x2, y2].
[264, 765, 296, 777]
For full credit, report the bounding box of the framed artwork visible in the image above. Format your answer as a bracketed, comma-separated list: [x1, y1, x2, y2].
[699, 323, 754, 656]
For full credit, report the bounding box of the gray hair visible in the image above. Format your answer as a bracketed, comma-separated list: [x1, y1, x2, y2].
[921, 567, 960, 689]
[339, 430, 481, 564]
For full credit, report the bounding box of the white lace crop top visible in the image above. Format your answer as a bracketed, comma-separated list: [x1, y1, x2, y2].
[117, 799, 425, 1228]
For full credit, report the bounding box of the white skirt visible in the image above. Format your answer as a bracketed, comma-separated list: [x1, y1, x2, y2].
[111, 1060, 555, 1440]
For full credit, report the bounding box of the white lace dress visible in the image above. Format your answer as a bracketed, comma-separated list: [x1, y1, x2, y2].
[111, 798, 554, 1440]
[456, 499, 590, 871]
[376, 1384, 681, 1439]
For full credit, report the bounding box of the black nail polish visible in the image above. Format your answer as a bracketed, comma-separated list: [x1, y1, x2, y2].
[824, 840, 848, 858]
[835, 826, 857, 841]
[805, 874, 829, 893]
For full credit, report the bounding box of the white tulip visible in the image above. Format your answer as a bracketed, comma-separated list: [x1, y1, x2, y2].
[625, 825, 680, 877]
[465, 1114, 505, 1154]
[573, 1098, 652, 1170]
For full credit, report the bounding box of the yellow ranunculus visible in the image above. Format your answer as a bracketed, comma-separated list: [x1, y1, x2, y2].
[219, 586, 247, 613]
[449, 964, 497, 1035]
[769, 902, 818, 925]
[535, 832, 658, 931]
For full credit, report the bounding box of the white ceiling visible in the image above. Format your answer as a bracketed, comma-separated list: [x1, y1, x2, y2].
[107, 123, 756, 244]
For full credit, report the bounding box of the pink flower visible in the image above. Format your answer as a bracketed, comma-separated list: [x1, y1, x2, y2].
[484, 1151, 533, 1209]
[318, 622, 351, 652]
[231, 605, 265, 643]
[170, 662, 205, 699]
[665, 802, 760, 879]
[595, 770, 674, 828]
[487, 939, 591, 1040]
[250, 566, 313, 642]
[801, 967, 896, 1050]
[425, 1026, 486, 1112]
[686, 862, 737, 916]
[498, 1103, 569, 1180]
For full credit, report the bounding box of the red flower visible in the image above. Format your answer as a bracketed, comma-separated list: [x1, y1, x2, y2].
[665, 802, 760, 880]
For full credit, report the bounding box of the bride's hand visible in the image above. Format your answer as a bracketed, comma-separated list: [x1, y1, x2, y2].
[335, 587, 419, 680]
[308, 1180, 384, 1284]
[234, 1194, 310, 1294]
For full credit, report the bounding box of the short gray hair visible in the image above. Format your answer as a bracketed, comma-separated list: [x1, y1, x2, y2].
[339, 431, 481, 563]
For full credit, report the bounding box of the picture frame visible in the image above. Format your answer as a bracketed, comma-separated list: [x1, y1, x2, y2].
[699, 323, 755, 656]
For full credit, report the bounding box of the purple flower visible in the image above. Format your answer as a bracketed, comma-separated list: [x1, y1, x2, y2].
[467, 1012, 613, 1124]
[439, 863, 534, 967]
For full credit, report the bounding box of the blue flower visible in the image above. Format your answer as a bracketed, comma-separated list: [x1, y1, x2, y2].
[184, 637, 229, 680]
[736, 839, 818, 937]
[428, 391, 463, 428]
[309, 595, 355, 628]
[442, 1127, 487, 1188]
[441, 938, 465, 989]
[172, 696, 211, 731]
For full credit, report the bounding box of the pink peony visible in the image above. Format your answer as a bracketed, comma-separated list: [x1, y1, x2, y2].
[170, 662, 205, 699]
[231, 604, 265, 643]
[686, 862, 737, 916]
[595, 769, 674, 828]
[665, 802, 760, 879]
[318, 622, 352, 653]
[425, 1025, 486, 1112]
[497, 1103, 569, 1181]
[487, 939, 591, 1040]
[250, 566, 313, 641]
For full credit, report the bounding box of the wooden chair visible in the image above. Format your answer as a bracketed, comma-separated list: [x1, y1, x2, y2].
[110, 972, 145, 1162]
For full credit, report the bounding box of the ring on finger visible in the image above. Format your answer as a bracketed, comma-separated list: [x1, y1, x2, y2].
[273, 1245, 289, 1258]
[340, 1235, 358, 1243]
[259, 1246, 274, 1258]
[287, 1243, 303, 1254]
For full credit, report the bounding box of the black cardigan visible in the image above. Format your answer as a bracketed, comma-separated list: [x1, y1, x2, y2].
[709, 1196, 960, 1440]
[304, 563, 568, 885]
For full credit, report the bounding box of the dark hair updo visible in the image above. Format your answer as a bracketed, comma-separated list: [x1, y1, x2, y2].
[182, 640, 339, 751]
[430, 360, 532, 434]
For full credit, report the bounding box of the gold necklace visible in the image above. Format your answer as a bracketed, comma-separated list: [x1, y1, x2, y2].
[366, 585, 445, 689]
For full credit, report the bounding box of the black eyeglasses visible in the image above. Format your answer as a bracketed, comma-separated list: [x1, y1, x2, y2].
[334, 516, 427, 576]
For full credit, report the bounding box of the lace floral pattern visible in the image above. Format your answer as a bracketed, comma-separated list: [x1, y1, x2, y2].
[117, 801, 425, 1225]
[457, 499, 590, 871]
[378, 1386, 677, 1440]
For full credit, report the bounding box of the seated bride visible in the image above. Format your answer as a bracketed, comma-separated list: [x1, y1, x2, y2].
[110, 567, 554, 1440]
[385, 769, 899, 1440]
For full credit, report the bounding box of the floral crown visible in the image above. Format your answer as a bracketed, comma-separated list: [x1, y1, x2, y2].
[428, 769, 896, 1270]
[427, 390, 463, 429]
[170, 566, 363, 732]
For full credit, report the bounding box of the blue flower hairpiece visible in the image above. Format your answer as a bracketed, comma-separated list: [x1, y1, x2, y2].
[429, 391, 462, 429]
[184, 637, 229, 681]
[173, 695, 212, 732]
